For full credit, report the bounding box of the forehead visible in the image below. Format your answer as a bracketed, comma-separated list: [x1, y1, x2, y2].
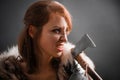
[44, 13, 68, 28]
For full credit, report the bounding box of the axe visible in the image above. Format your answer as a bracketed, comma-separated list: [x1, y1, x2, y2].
[72, 34, 103, 80]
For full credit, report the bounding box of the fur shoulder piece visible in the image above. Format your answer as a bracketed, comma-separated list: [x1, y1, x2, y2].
[0, 45, 19, 59]
[0, 46, 27, 80]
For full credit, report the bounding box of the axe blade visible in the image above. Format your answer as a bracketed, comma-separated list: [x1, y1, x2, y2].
[72, 34, 96, 57]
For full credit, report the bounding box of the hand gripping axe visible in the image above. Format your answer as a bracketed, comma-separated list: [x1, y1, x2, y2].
[72, 34, 102, 80]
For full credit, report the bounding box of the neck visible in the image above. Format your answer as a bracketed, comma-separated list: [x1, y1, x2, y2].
[36, 51, 53, 72]
[41, 54, 52, 67]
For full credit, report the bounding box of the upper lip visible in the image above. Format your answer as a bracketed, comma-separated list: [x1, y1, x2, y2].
[56, 43, 65, 47]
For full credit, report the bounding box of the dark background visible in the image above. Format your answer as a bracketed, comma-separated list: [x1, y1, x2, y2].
[0, 0, 120, 79]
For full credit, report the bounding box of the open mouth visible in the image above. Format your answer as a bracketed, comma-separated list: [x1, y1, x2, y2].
[56, 44, 64, 51]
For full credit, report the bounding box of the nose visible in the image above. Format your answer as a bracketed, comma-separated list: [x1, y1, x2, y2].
[60, 34, 68, 42]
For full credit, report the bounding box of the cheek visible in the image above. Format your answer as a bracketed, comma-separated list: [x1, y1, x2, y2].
[40, 33, 60, 47]
[47, 34, 60, 44]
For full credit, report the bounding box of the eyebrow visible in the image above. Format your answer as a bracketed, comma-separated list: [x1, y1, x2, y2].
[51, 25, 69, 32]
[52, 25, 67, 29]
[52, 25, 60, 28]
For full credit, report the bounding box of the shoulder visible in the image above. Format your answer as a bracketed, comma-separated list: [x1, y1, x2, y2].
[0, 45, 27, 80]
[61, 42, 89, 80]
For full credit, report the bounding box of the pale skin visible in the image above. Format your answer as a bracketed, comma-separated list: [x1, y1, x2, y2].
[24, 13, 69, 80]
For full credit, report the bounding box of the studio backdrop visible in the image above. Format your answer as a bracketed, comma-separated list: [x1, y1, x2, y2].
[0, 0, 120, 80]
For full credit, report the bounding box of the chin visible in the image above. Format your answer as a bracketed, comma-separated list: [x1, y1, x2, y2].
[55, 52, 62, 57]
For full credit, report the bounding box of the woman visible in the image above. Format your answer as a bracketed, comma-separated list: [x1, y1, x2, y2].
[0, 0, 94, 80]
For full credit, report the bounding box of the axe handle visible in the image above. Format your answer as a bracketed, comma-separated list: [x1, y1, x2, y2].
[75, 55, 103, 80]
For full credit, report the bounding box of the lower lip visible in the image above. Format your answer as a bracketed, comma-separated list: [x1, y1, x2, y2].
[56, 47, 63, 51]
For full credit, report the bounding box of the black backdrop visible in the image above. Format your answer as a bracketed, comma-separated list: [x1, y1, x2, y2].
[0, 0, 120, 79]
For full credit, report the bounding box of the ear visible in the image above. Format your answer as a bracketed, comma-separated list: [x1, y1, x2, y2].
[28, 25, 37, 38]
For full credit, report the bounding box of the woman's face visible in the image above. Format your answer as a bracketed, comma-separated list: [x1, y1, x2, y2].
[38, 13, 69, 58]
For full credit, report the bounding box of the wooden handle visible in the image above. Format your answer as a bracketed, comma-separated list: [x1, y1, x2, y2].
[75, 54, 103, 80]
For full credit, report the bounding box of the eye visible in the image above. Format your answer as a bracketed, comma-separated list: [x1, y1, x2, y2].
[52, 28, 61, 34]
